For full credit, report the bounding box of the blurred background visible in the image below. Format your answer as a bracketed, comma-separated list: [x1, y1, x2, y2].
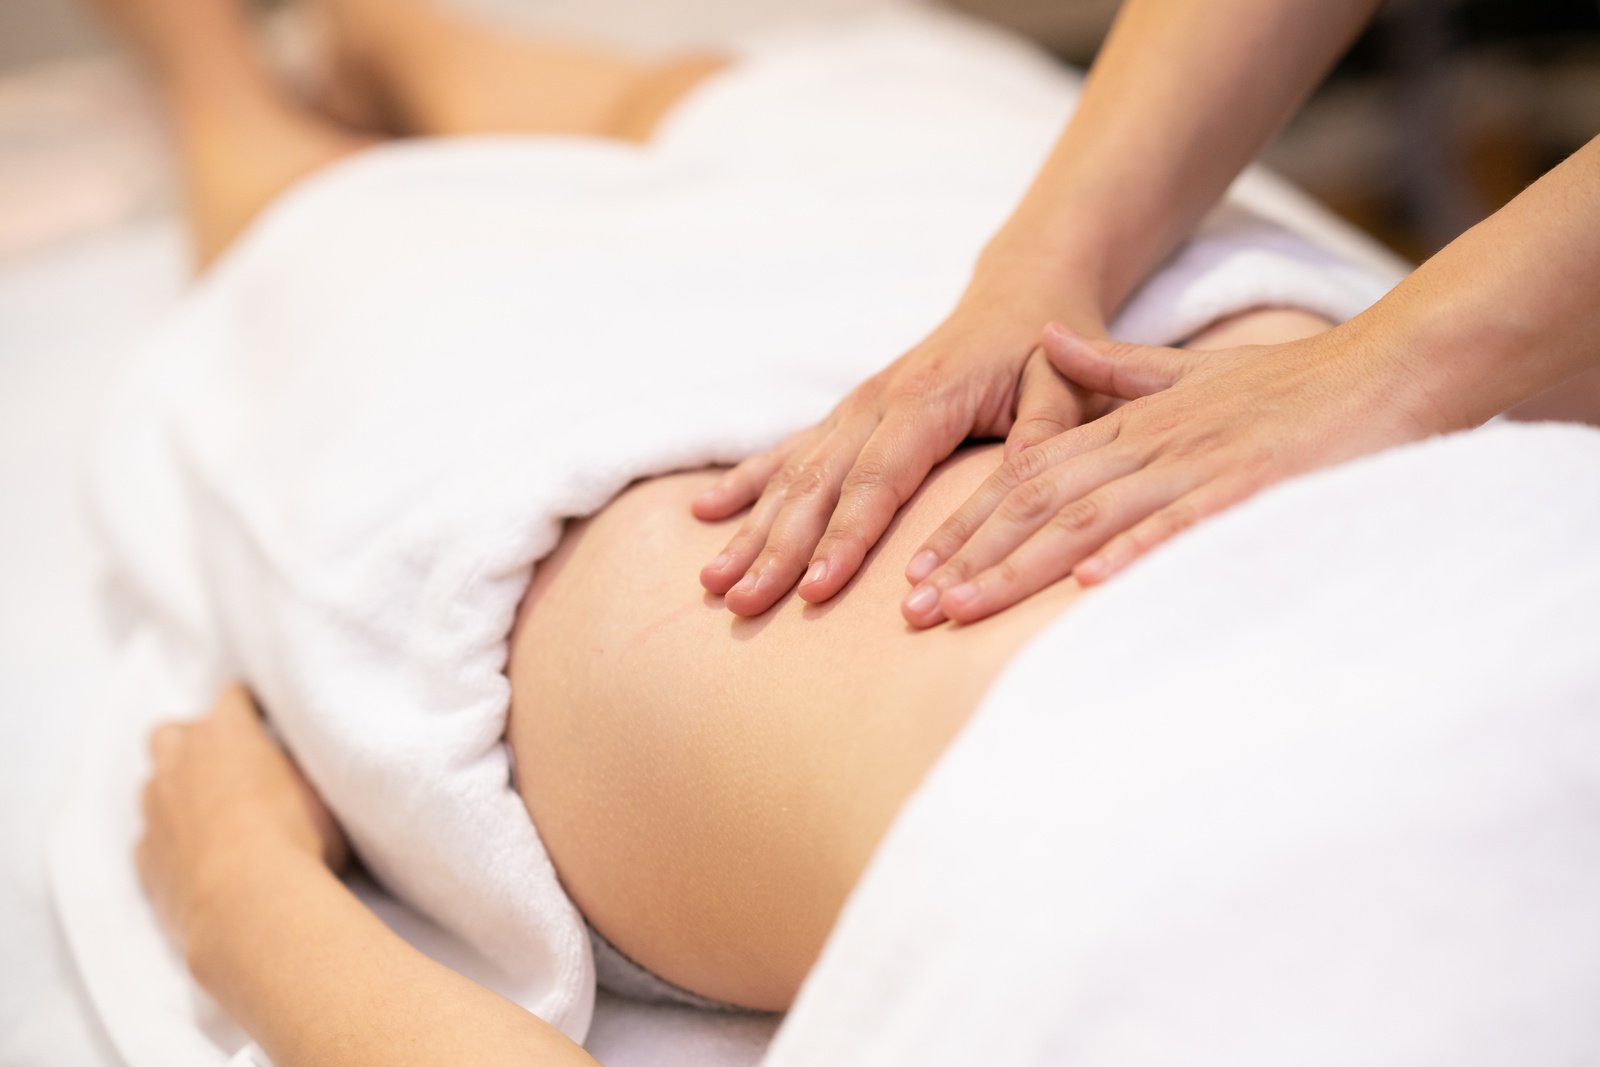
[962, 0, 1600, 262]
[1, 0, 1598, 263]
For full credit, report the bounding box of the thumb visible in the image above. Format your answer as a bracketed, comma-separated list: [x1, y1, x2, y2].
[1005, 347, 1091, 455]
[1041, 323, 1196, 399]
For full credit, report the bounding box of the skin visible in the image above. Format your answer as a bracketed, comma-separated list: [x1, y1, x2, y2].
[111, 0, 1358, 1055]
[507, 311, 1332, 1008]
[694, 0, 1385, 618]
[138, 450, 1080, 1066]
[906, 135, 1600, 624]
[139, 688, 601, 1067]
[102, 0, 720, 1062]
[91, 0, 724, 264]
[138, 312, 1330, 1066]
[506, 446, 1084, 1012]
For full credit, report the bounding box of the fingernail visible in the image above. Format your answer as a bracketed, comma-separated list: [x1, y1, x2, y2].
[803, 560, 828, 587]
[904, 585, 939, 617]
[943, 583, 978, 610]
[906, 550, 939, 583]
[710, 553, 733, 572]
[729, 573, 757, 597]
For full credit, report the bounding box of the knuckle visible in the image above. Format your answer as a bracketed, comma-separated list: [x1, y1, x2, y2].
[1001, 478, 1058, 525]
[890, 361, 943, 402]
[999, 447, 1046, 487]
[921, 525, 962, 560]
[993, 558, 1022, 589]
[1119, 395, 1159, 424]
[817, 527, 866, 560]
[1152, 502, 1199, 540]
[1054, 493, 1105, 535]
[1124, 398, 1190, 439]
[1164, 431, 1215, 460]
[841, 457, 896, 496]
[1012, 416, 1063, 443]
[783, 463, 833, 501]
[931, 389, 978, 440]
[768, 462, 800, 492]
[1231, 453, 1274, 486]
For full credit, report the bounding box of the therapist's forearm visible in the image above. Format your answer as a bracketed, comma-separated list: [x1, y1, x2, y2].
[984, 0, 1381, 316]
[1353, 135, 1600, 429]
[185, 841, 596, 1067]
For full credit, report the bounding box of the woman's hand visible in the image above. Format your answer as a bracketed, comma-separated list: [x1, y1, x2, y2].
[135, 687, 599, 1067]
[694, 276, 1108, 617]
[137, 684, 348, 948]
[900, 318, 1441, 627]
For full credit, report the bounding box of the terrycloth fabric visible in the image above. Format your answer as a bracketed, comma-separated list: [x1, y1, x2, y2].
[766, 422, 1600, 1067]
[52, 7, 1403, 1066]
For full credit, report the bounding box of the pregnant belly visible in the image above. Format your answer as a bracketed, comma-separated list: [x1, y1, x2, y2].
[506, 445, 1080, 1010]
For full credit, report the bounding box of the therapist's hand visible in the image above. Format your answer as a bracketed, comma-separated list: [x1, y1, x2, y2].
[694, 283, 1108, 617]
[901, 319, 1440, 627]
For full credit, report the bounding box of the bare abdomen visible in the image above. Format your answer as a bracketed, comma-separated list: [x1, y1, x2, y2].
[506, 445, 1080, 1010]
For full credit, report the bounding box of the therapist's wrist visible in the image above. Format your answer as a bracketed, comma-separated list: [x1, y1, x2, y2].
[969, 237, 1112, 337]
[977, 190, 1160, 325]
[1344, 287, 1532, 436]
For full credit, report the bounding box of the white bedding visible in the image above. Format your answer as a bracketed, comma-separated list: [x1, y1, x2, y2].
[0, 220, 184, 1067]
[30, 3, 1587, 1066]
[768, 422, 1600, 1066]
[25, 4, 1433, 1062]
[0, 217, 780, 1067]
[43, 5, 1417, 1064]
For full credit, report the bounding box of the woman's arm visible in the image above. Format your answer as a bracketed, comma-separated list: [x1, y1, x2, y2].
[694, 0, 1381, 617]
[139, 686, 597, 1067]
[901, 135, 1600, 625]
[189, 847, 595, 1067]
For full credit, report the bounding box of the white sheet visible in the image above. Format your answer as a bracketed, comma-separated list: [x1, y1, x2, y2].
[45, 6, 1409, 1065]
[0, 219, 184, 1067]
[0, 189, 776, 1067]
[768, 422, 1600, 1066]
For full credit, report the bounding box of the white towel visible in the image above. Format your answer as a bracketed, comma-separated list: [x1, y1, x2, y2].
[767, 422, 1600, 1067]
[51, 8, 1404, 1065]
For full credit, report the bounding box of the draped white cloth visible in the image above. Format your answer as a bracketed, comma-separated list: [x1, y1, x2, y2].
[769, 422, 1600, 1067]
[52, 8, 1408, 1064]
